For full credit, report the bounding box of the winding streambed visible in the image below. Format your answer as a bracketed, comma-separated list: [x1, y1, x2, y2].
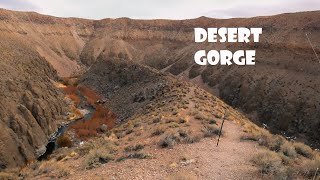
[38, 87, 98, 160]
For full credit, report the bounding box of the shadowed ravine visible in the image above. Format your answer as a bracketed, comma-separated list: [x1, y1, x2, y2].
[38, 85, 115, 160]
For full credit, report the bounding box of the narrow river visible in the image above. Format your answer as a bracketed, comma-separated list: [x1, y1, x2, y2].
[38, 85, 115, 160]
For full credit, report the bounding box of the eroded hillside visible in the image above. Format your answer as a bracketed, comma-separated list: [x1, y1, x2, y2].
[0, 8, 320, 171]
[0, 33, 67, 168]
[9, 55, 320, 180]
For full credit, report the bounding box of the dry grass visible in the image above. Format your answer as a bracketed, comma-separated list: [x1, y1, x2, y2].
[251, 150, 291, 179]
[242, 121, 320, 179]
[83, 138, 117, 169]
[298, 154, 320, 178]
[21, 160, 71, 179]
[159, 128, 201, 148]
[0, 172, 17, 180]
[151, 126, 165, 136]
[125, 152, 152, 159]
[124, 144, 144, 152]
[159, 131, 180, 148]
[202, 125, 221, 137]
[258, 135, 285, 152]
[85, 148, 114, 169]
[294, 142, 314, 159]
[116, 152, 152, 162]
[280, 142, 297, 158]
[166, 171, 197, 180]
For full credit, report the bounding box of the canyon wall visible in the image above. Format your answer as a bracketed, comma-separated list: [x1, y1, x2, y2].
[0, 8, 319, 168]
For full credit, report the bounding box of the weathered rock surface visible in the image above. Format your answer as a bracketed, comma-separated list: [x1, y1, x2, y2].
[0, 34, 67, 169]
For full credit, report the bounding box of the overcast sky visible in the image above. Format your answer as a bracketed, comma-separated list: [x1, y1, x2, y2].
[0, 0, 319, 19]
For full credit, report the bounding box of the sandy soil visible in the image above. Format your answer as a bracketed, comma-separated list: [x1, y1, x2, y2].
[54, 120, 260, 180]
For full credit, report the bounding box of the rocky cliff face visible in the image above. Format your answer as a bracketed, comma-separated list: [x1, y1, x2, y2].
[0, 33, 67, 168]
[0, 8, 319, 168]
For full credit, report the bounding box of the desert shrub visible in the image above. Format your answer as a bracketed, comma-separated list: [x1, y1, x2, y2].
[117, 152, 152, 162]
[256, 134, 285, 152]
[169, 122, 180, 128]
[294, 142, 314, 159]
[179, 118, 187, 124]
[278, 152, 292, 166]
[126, 128, 134, 135]
[127, 152, 152, 159]
[133, 121, 141, 128]
[194, 112, 207, 121]
[182, 135, 201, 144]
[124, 144, 144, 152]
[241, 134, 260, 141]
[78, 138, 116, 156]
[164, 117, 176, 123]
[177, 129, 200, 144]
[208, 119, 217, 124]
[85, 149, 114, 169]
[266, 135, 285, 152]
[151, 127, 165, 136]
[36, 161, 70, 178]
[0, 172, 17, 180]
[280, 142, 297, 158]
[166, 171, 197, 180]
[178, 129, 188, 138]
[152, 117, 161, 123]
[115, 131, 126, 139]
[202, 125, 220, 137]
[57, 135, 72, 148]
[159, 132, 180, 148]
[252, 150, 290, 179]
[298, 155, 320, 178]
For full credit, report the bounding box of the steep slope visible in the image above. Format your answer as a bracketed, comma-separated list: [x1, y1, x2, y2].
[78, 11, 320, 147]
[16, 56, 319, 180]
[0, 33, 67, 168]
[0, 8, 94, 77]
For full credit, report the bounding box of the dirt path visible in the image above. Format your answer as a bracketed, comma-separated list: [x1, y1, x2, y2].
[63, 120, 260, 180]
[57, 85, 262, 180]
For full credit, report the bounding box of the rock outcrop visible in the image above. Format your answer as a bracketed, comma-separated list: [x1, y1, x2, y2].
[0, 33, 67, 168]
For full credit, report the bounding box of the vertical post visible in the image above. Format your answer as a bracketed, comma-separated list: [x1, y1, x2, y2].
[216, 118, 225, 146]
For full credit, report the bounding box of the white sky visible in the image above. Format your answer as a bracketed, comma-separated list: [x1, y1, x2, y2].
[0, 0, 319, 19]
